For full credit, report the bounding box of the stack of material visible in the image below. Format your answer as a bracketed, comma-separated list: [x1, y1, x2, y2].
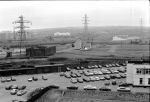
[26, 46, 56, 57]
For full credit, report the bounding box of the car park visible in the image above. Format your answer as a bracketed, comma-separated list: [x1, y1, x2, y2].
[99, 87, 111, 91]
[117, 87, 131, 92]
[67, 85, 78, 90]
[83, 85, 97, 90]
[70, 78, 77, 84]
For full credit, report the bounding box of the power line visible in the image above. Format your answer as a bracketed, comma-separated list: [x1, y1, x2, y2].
[13, 15, 32, 56]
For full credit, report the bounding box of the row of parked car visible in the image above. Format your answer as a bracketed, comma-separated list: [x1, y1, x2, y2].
[66, 63, 126, 71]
[1, 77, 16, 83]
[5, 84, 27, 96]
[27, 76, 48, 82]
[44, 84, 131, 92]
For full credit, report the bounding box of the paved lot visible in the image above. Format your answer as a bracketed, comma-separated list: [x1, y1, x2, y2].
[0, 68, 150, 102]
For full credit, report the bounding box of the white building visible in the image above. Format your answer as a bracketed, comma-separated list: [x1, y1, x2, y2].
[127, 61, 150, 86]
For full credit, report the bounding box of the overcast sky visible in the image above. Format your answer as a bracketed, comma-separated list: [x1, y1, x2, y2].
[0, 1, 149, 31]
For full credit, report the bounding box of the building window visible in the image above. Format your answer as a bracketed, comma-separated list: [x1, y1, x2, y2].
[148, 78, 150, 85]
[139, 78, 143, 84]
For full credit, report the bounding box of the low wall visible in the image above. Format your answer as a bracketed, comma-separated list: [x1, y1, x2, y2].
[32, 89, 150, 102]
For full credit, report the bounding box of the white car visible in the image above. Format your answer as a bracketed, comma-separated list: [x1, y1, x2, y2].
[28, 78, 33, 82]
[83, 85, 97, 90]
[10, 89, 18, 95]
[117, 87, 131, 92]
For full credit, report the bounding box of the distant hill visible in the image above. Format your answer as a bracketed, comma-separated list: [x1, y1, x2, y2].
[0, 26, 149, 42]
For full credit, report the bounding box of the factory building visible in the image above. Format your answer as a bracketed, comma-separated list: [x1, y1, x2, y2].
[126, 60, 150, 86]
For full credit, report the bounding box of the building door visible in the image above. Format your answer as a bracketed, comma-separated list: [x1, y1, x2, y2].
[139, 78, 143, 85]
[148, 78, 150, 85]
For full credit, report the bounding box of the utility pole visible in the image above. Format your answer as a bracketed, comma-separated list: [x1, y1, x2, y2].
[83, 14, 89, 35]
[13, 15, 31, 57]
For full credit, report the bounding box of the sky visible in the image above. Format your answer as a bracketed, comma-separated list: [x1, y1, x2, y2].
[0, 0, 149, 31]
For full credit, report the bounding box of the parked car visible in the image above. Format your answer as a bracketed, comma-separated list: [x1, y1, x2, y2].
[90, 76, 96, 81]
[49, 85, 60, 89]
[119, 73, 126, 78]
[110, 75, 116, 79]
[28, 78, 33, 82]
[112, 80, 117, 85]
[6, 78, 11, 82]
[59, 72, 65, 76]
[99, 77, 105, 80]
[83, 85, 97, 90]
[18, 85, 26, 90]
[75, 73, 81, 77]
[64, 72, 71, 78]
[70, 78, 77, 84]
[83, 77, 90, 82]
[11, 85, 18, 89]
[17, 90, 27, 96]
[115, 74, 121, 79]
[42, 76, 48, 80]
[77, 77, 83, 83]
[5, 85, 13, 90]
[104, 75, 110, 80]
[1, 78, 6, 83]
[71, 73, 77, 78]
[119, 83, 131, 87]
[117, 87, 131, 92]
[117, 69, 125, 73]
[99, 87, 111, 91]
[32, 77, 38, 81]
[66, 67, 71, 71]
[67, 85, 78, 90]
[95, 76, 100, 81]
[10, 89, 18, 95]
[78, 70, 83, 74]
[104, 82, 110, 86]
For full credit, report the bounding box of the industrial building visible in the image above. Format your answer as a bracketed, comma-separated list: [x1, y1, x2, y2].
[26, 46, 56, 57]
[126, 60, 150, 86]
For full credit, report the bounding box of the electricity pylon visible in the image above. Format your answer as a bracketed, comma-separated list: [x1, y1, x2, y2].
[13, 15, 32, 56]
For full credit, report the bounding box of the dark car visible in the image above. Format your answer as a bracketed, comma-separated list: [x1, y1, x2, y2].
[67, 86, 78, 90]
[119, 73, 126, 78]
[112, 80, 117, 85]
[83, 77, 90, 82]
[104, 82, 110, 86]
[99, 87, 111, 91]
[110, 75, 116, 79]
[32, 77, 38, 81]
[117, 69, 126, 73]
[5, 85, 13, 90]
[49, 85, 60, 89]
[42, 76, 48, 80]
[119, 83, 131, 87]
[18, 85, 26, 90]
